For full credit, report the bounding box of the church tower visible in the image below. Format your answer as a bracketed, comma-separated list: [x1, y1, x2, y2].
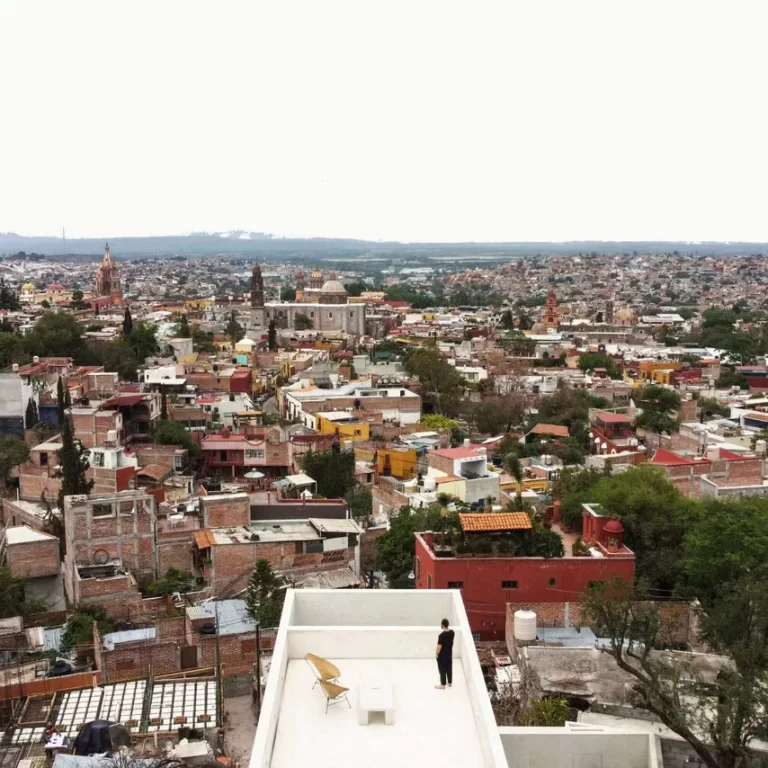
[250, 264, 266, 328]
[544, 290, 558, 329]
[95, 242, 122, 302]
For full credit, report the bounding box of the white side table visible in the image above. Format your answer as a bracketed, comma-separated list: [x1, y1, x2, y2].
[358, 680, 394, 725]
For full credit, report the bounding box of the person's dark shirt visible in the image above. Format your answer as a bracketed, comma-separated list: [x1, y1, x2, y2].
[437, 629, 454, 659]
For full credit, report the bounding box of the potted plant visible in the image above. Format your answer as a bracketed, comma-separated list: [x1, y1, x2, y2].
[607, 537, 619, 552]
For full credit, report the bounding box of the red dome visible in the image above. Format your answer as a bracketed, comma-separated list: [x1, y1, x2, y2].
[603, 518, 624, 534]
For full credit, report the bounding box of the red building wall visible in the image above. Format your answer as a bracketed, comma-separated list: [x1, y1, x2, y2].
[414, 532, 635, 640]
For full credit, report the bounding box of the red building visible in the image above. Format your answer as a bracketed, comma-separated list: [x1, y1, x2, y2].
[414, 506, 635, 640]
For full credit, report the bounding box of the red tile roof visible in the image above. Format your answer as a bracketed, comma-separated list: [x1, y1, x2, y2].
[528, 423, 570, 438]
[459, 513, 532, 532]
[593, 411, 633, 424]
[651, 448, 710, 467]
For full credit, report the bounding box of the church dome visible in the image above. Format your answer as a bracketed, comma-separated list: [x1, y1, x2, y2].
[21, 282, 36, 292]
[48, 282, 65, 292]
[320, 280, 347, 294]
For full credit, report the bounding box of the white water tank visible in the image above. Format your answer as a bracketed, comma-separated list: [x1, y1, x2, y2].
[422, 477, 436, 492]
[756, 440, 767, 456]
[706, 445, 720, 461]
[106, 429, 117, 445]
[513, 608, 537, 642]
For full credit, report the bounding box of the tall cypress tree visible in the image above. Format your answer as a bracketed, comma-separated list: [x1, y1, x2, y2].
[56, 376, 66, 424]
[160, 388, 168, 421]
[25, 398, 38, 429]
[268, 320, 277, 352]
[123, 306, 134, 337]
[55, 416, 94, 509]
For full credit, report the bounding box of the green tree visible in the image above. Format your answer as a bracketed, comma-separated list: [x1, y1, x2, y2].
[70, 289, 90, 310]
[420, 414, 459, 430]
[126, 322, 159, 362]
[25, 397, 39, 429]
[24, 312, 87, 359]
[268, 320, 278, 352]
[634, 385, 681, 435]
[577, 351, 619, 378]
[280, 286, 296, 301]
[122, 306, 134, 336]
[245, 560, 285, 627]
[146, 567, 193, 597]
[0, 566, 47, 618]
[174, 315, 191, 338]
[0, 435, 30, 486]
[225, 311, 244, 345]
[500, 309, 515, 329]
[404, 347, 465, 416]
[153, 420, 199, 458]
[57, 376, 67, 424]
[302, 449, 355, 498]
[61, 606, 116, 652]
[100, 340, 140, 380]
[522, 697, 570, 727]
[0, 333, 25, 369]
[0, 278, 20, 311]
[344, 489, 372, 519]
[504, 453, 524, 508]
[55, 416, 95, 509]
[591, 464, 696, 591]
[584, 578, 768, 768]
[294, 313, 314, 331]
[192, 327, 217, 355]
[375, 505, 447, 584]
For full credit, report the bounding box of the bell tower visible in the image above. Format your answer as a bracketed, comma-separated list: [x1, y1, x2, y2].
[544, 290, 558, 330]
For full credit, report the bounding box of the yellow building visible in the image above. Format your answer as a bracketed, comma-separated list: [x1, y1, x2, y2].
[315, 413, 370, 442]
[376, 447, 419, 480]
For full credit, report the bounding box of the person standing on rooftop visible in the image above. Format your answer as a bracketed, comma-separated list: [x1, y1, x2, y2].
[435, 618, 454, 689]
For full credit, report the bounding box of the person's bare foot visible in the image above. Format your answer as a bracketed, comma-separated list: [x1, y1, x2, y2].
[447, 684, 452, 688]
[435, 685, 445, 689]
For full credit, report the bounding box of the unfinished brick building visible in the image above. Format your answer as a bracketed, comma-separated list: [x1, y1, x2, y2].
[1, 525, 60, 579]
[63, 490, 158, 619]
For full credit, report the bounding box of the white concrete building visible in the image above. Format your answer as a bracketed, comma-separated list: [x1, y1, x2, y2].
[250, 589, 661, 768]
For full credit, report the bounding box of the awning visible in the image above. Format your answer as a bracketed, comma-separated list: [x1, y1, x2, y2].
[244, 470, 265, 479]
[193, 530, 216, 550]
[137, 463, 173, 481]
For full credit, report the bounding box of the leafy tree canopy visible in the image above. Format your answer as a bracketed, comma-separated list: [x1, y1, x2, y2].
[302, 449, 355, 498]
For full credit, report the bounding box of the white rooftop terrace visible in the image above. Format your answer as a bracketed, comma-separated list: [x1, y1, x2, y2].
[251, 589, 507, 768]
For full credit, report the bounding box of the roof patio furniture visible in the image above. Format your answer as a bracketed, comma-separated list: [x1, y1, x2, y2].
[305, 653, 341, 689]
[319, 680, 351, 714]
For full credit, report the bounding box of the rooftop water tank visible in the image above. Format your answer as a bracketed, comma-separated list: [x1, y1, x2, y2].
[756, 440, 767, 456]
[513, 608, 537, 642]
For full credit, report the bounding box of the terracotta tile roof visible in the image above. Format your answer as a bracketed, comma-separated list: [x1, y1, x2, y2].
[459, 513, 532, 532]
[432, 446, 486, 459]
[593, 410, 633, 424]
[137, 463, 173, 481]
[651, 448, 709, 467]
[528, 423, 569, 438]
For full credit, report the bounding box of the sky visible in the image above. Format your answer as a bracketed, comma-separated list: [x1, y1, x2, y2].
[1, 0, 767, 243]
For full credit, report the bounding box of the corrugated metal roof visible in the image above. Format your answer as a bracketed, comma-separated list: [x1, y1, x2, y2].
[102, 627, 156, 650]
[186, 599, 258, 635]
[298, 566, 360, 589]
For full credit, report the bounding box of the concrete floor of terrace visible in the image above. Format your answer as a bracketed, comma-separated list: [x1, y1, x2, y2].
[271, 658, 485, 768]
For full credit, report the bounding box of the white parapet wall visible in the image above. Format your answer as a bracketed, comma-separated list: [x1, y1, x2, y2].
[499, 724, 661, 768]
[250, 589, 508, 768]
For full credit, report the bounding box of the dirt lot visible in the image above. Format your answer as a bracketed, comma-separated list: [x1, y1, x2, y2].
[224, 695, 258, 765]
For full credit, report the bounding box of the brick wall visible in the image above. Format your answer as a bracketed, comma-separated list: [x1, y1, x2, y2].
[157, 540, 195, 574]
[201, 494, 250, 528]
[6, 538, 60, 579]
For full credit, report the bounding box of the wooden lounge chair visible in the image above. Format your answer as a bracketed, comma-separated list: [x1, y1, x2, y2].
[319, 679, 351, 714]
[305, 653, 341, 689]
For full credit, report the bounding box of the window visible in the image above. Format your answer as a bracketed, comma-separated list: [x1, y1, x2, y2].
[39, 452, 48, 466]
[447, 581, 464, 589]
[120, 501, 135, 514]
[92, 452, 104, 468]
[415, 557, 421, 581]
[472, 631, 481, 641]
[501, 580, 518, 589]
[328, 312, 333, 319]
[548, 577, 557, 587]
[245, 449, 265, 459]
[427, 573, 432, 589]
[219, 451, 227, 462]
[350, 312, 354, 318]
[92, 503, 113, 518]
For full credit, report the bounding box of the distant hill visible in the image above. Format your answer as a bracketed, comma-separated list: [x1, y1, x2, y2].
[0, 232, 766, 260]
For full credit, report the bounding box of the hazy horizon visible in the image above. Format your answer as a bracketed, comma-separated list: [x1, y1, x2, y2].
[2, 1, 766, 242]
